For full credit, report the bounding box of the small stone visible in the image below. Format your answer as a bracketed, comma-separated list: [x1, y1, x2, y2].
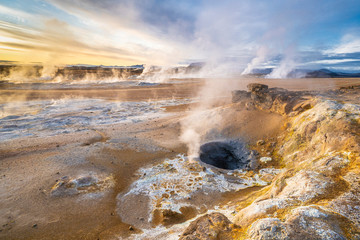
[260, 157, 272, 163]
[110, 212, 115, 216]
[179, 212, 235, 239]
[129, 226, 134, 231]
[245, 101, 255, 110]
[61, 176, 69, 180]
[247, 83, 269, 93]
[257, 140, 265, 146]
[32, 224, 37, 228]
[56, 172, 60, 175]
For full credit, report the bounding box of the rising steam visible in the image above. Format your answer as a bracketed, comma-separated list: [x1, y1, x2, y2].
[267, 46, 297, 79]
[242, 46, 269, 75]
[179, 76, 241, 160]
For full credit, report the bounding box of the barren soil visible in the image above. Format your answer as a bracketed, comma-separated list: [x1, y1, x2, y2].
[0, 78, 359, 239]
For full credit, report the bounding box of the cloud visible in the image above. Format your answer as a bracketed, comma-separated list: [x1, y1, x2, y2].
[0, 14, 143, 65]
[307, 59, 360, 65]
[1, 0, 360, 71]
[325, 34, 360, 55]
[0, 4, 35, 23]
[45, 0, 201, 65]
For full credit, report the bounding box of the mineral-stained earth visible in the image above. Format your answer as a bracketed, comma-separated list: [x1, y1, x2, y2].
[1, 79, 360, 239]
[181, 83, 360, 239]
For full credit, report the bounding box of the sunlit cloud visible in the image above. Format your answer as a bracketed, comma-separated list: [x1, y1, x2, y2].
[0, 0, 360, 71]
[324, 34, 360, 55]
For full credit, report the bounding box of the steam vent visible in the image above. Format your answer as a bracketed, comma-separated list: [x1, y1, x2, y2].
[199, 140, 254, 170]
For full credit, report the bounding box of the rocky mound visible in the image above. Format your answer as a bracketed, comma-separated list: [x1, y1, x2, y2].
[180, 84, 360, 239]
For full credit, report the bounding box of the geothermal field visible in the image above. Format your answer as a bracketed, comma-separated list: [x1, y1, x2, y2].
[1, 65, 360, 240]
[1, 1, 360, 240]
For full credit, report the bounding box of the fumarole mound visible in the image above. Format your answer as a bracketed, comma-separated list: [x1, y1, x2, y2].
[179, 84, 360, 240]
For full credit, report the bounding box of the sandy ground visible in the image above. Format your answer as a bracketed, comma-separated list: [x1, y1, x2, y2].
[0, 77, 359, 239]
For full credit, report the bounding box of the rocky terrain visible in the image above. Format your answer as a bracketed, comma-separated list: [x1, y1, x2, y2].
[179, 83, 360, 239]
[1, 79, 359, 240]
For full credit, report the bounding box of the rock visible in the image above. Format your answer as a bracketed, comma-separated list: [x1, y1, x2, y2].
[314, 155, 350, 177]
[235, 198, 297, 227]
[152, 207, 198, 226]
[231, 90, 250, 103]
[260, 157, 272, 163]
[327, 171, 360, 228]
[292, 100, 313, 112]
[199, 140, 251, 170]
[75, 176, 97, 187]
[231, 84, 316, 114]
[50, 179, 78, 196]
[50, 173, 113, 197]
[233, 93, 360, 239]
[245, 101, 255, 110]
[285, 206, 352, 239]
[250, 91, 274, 109]
[247, 83, 269, 93]
[179, 212, 239, 240]
[248, 218, 289, 240]
[278, 100, 355, 162]
[271, 96, 290, 115]
[257, 140, 265, 146]
[277, 170, 334, 202]
[230, 84, 311, 113]
[246, 206, 358, 239]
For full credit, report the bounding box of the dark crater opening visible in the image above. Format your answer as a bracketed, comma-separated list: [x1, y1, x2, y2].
[199, 140, 252, 170]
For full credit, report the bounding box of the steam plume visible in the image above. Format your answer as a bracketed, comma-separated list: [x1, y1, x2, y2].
[242, 46, 269, 75]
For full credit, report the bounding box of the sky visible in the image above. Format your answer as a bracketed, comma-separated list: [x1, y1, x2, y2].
[0, 0, 360, 73]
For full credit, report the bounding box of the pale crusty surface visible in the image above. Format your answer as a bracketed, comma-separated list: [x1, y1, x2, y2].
[1, 78, 359, 239]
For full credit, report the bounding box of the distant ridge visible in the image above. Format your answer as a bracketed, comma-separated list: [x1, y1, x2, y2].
[66, 64, 144, 69]
[304, 69, 360, 78]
